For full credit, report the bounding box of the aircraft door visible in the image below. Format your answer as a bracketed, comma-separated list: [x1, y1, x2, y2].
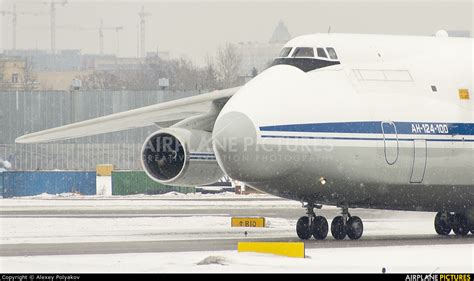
[410, 139, 427, 183]
[381, 121, 399, 165]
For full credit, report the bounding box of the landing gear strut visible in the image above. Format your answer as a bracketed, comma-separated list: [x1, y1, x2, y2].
[296, 204, 364, 240]
[435, 212, 471, 236]
[331, 207, 364, 240]
[296, 203, 328, 240]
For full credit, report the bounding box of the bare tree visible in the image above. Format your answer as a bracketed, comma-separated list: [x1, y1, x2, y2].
[172, 56, 199, 91]
[22, 58, 37, 91]
[215, 43, 242, 88]
[0, 60, 7, 91]
[202, 54, 218, 91]
[79, 54, 226, 92]
[80, 71, 122, 90]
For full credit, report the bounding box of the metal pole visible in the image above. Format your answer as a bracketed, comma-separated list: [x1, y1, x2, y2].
[99, 19, 104, 55]
[50, 2, 55, 54]
[35, 144, 38, 170]
[140, 18, 145, 58]
[12, 4, 16, 50]
[116, 29, 120, 57]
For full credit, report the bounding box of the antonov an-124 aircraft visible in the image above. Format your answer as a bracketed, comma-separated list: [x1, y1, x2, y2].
[17, 33, 473, 240]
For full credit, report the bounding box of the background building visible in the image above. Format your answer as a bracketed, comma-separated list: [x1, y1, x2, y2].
[0, 56, 28, 90]
[238, 21, 291, 78]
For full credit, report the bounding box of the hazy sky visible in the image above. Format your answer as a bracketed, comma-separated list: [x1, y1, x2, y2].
[1, 0, 473, 65]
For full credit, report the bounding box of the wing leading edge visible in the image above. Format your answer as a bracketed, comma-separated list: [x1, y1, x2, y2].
[15, 87, 240, 144]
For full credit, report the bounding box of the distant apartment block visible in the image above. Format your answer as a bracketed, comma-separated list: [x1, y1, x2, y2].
[238, 21, 292, 78]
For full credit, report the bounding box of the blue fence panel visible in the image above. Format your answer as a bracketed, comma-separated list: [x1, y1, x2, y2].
[2, 171, 96, 197]
[0, 172, 3, 197]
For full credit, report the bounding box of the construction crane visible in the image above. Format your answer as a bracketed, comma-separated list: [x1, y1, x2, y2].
[138, 5, 151, 58]
[1, 0, 67, 53]
[58, 21, 124, 56]
[25, 20, 124, 55]
[0, 3, 48, 50]
[48, 0, 68, 54]
[19, 21, 124, 56]
[98, 20, 124, 56]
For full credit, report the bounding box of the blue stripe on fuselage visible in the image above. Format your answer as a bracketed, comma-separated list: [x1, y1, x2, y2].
[260, 121, 474, 136]
[190, 153, 215, 156]
[260, 135, 474, 142]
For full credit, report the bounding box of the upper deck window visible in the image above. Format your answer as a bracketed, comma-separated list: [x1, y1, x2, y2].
[317, 48, 328, 59]
[278, 47, 292, 57]
[326, 47, 338, 60]
[292, 47, 314, 58]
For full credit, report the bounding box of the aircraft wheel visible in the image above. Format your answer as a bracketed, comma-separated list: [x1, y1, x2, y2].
[312, 216, 328, 240]
[434, 212, 451, 236]
[296, 216, 312, 240]
[452, 214, 469, 236]
[331, 216, 347, 240]
[347, 216, 364, 240]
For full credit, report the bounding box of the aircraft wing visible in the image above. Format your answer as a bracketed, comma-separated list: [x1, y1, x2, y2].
[15, 87, 240, 144]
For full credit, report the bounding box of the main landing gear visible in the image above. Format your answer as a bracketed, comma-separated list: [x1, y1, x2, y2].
[296, 203, 328, 240]
[296, 204, 364, 240]
[331, 207, 364, 240]
[434, 212, 473, 236]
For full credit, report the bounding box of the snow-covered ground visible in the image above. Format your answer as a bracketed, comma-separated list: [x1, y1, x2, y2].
[1, 215, 446, 245]
[2, 245, 473, 273]
[0, 192, 303, 210]
[1, 193, 472, 273]
[0, 216, 296, 244]
[0, 193, 434, 244]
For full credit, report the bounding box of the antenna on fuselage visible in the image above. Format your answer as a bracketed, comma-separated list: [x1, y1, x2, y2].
[327, 26, 332, 34]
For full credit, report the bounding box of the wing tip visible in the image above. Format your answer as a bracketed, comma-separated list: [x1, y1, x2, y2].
[15, 135, 30, 144]
[15, 134, 41, 144]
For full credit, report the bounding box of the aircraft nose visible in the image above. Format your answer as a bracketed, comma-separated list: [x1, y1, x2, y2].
[212, 111, 259, 181]
[212, 64, 311, 182]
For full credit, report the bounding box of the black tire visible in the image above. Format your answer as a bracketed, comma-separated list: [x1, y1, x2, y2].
[469, 217, 474, 235]
[296, 216, 312, 240]
[434, 212, 451, 236]
[312, 216, 328, 240]
[331, 216, 347, 240]
[452, 214, 469, 236]
[347, 216, 364, 240]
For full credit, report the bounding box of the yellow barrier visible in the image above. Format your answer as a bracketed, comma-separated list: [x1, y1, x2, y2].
[237, 242, 305, 258]
[96, 164, 114, 176]
[231, 217, 265, 228]
[459, 89, 470, 100]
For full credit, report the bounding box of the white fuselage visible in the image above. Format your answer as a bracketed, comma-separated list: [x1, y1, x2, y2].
[213, 33, 473, 213]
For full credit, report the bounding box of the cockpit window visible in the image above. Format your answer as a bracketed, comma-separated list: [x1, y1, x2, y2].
[317, 48, 328, 59]
[292, 47, 314, 58]
[326, 47, 338, 60]
[278, 47, 292, 57]
[271, 46, 341, 72]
